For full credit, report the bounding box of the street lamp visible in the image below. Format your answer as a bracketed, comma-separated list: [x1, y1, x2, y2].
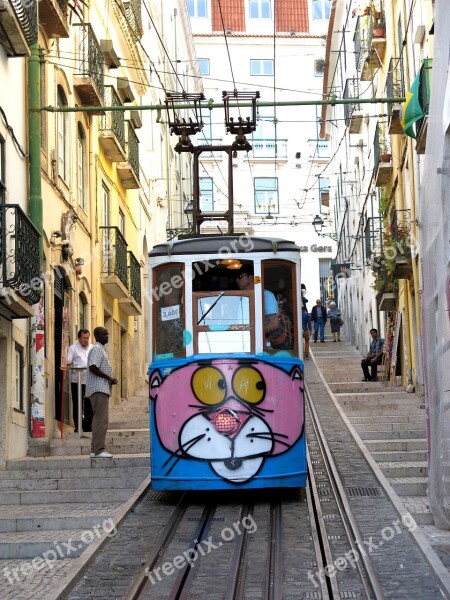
[312, 215, 338, 241]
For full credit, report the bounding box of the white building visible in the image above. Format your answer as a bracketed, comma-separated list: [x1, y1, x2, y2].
[185, 0, 333, 305]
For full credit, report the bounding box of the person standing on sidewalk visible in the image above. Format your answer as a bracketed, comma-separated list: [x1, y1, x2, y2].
[327, 301, 342, 342]
[302, 306, 312, 358]
[67, 329, 94, 432]
[361, 328, 385, 381]
[311, 299, 327, 343]
[86, 327, 118, 458]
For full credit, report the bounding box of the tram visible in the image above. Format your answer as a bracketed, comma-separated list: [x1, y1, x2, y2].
[148, 235, 306, 490]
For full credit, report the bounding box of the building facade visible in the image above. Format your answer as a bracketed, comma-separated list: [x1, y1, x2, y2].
[186, 0, 333, 304]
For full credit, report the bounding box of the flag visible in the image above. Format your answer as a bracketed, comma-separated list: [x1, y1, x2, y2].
[401, 71, 424, 139]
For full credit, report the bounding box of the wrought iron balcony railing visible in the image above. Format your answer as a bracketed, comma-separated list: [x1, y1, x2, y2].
[0, 0, 38, 54]
[73, 23, 105, 103]
[343, 78, 361, 127]
[127, 251, 141, 305]
[100, 226, 128, 289]
[123, 0, 143, 39]
[386, 57, 405, 112]
[0, 204, 41, 305]
[391, 209, 411, 243]
[364, 216, 383, 264]
[127, 123, 139, 179]
[100, 86, 126, 150]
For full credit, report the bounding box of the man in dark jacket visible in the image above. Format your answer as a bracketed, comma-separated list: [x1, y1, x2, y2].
[311, 299, 327, 343]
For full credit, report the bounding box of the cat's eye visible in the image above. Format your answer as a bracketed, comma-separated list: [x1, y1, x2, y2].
[191, 367, 227, 405]
[232, 367, 265, 404]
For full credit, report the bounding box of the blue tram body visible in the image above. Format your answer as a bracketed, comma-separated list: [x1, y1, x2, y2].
[148, 236, 307, 490]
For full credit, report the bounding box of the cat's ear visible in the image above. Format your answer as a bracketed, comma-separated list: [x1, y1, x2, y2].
[150, 370, 162, 399]
[289, 365, 303, 382]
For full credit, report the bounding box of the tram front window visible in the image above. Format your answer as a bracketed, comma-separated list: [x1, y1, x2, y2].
[196, 293, 252, 353]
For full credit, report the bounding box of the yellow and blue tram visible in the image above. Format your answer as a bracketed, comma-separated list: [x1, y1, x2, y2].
[148, 236, 306, 490]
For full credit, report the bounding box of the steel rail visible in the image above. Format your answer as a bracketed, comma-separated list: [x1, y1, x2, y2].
[305, 381, 387, 600]
[225, 504, 254, 600]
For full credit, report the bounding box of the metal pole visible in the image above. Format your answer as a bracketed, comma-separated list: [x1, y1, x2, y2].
[77, 369, 83, 439]
[37, 96, 407, 114]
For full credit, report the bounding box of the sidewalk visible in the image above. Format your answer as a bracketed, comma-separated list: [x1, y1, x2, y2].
[0, 389, 150, 600]
[310, 332, 450, 572]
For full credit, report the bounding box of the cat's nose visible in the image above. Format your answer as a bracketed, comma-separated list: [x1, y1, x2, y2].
[210, 408, 241, 436]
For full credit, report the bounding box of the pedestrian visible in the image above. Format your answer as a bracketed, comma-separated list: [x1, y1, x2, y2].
[85, 327, 118, 458]
[67, 329, 94, 432]
[361, 328, 385, 381]
[302, 305, 312, 358]
[327, 301, 342, 342]
[311, 298, 327, 343]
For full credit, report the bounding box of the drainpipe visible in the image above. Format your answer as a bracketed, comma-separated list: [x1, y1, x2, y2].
[28, 41, 47, 441]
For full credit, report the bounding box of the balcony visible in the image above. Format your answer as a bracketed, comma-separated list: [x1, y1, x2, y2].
[379, 291, 396, 311]
[100, 226, 128, 298]
[123, 0, 143, 40]
[343, 78, 363, 134]
[117, 123, 140, 189]
[118, 252, 142, 315]
[39, 0, 69, 39]
[386, 57, 405, 135]
[99, 87, 126, 162]
[249, 139, 288, 159]
[0, 0, 37, 56]
[373, 123, 392, 187]
[308, 139, 330, 160]
[415, 58, 432, 155]
[0, 204, 41, 318]
[391, 209, 413, 279]
[73, 24, 105, 110]
[354, 15, 383, 82]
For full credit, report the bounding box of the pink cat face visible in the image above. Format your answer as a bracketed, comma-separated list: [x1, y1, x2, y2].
[150, 360, 304, 483]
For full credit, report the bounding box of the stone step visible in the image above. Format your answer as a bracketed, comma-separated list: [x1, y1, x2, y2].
[389, 476, 428, 496]
[49, 442, 149, 457]
[378, 461, 428, 478]
[0, 527, 118, 559]
[53, 429, 150, 444]
[0, 508, 122, 533]
[336, 392, 423, 403]
[353, 421, 426, 432]
[401, 496, 434, 525]
[0, 465, 148, 481]
[348, 413, 426, 424]
[330, 382, 394, 393]
[0, 487, 136, 505]
[341, 406, 425, 416]
[357, 429, 427, 441]
[0, 475, 145, 491]
[364, 439, 427, 452]
[5, 455, 149, 471]
[371, 450, 428, 462]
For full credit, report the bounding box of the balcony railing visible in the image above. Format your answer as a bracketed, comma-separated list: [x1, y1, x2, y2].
[128, 251, 141, 305]
[364, 216, 383, 264]
[250, 139, 288, 159]
[100, 226, 128, 290]
[373, 122, 392, 186]
[99, 86, 126, 161]
[354, 14, 383, 81]
[308, 139, 330, 159]
[127, 123, 139, 179]
[123, 0, 143, 39]
[343, 78, 362, 132]
[73, 24, 104, 106]
[386, 57, 405, 134]
[0, 0, 38, 55]
[0, 204, 41, 305]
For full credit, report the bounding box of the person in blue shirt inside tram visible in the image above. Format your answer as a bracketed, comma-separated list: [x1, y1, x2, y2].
[236, 264, 284, 347]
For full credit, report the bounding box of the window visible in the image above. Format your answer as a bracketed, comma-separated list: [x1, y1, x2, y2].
[14, 344, 24, 411]
[249, 0, 271, 19]
[198, 59, 210, 75]
[79, 293, 88, 331]
[250, 59, 274, 76]
[254, 178, 279, 214]
[319, 258, 331, 305]
[199, 177, 214, 211]
[314, 58, 325, 77]
[102, 184, 110, 226]
[57, 86, 69, 182]
[187, 0, 207, 17]
[77, 124, 87, 212]
[312, 0, 331, 20]
[319, 177, 329, 208]
[119, 208, 125, 236]
[153, 265, 185, 358]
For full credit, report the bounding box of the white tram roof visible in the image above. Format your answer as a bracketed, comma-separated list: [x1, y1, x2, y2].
[148, 236, 301, 258]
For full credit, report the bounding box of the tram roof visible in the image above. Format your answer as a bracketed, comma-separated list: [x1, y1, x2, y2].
[148, 236, 301, 257]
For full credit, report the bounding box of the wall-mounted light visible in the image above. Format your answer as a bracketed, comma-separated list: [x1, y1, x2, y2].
[51, 230, 62, 239]
[75, 257, 85, 266]
[295, 152, 301, 159]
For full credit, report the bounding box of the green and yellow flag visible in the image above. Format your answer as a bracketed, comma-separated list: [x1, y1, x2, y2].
[401, 71, 424, 139]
